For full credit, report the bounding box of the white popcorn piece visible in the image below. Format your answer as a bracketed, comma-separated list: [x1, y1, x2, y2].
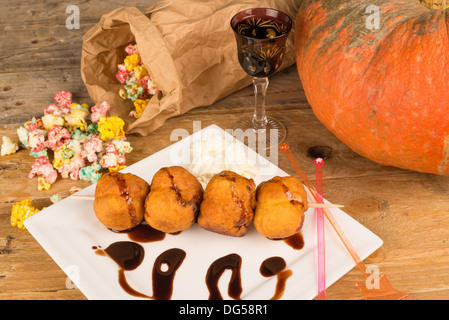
[1, 136, 19, 156]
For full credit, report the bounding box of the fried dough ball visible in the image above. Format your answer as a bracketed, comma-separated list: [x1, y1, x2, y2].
[93, 172, 150, 231]
[254, 176, 309, 239]
[198, 170, 256, 237]
[144, 166, 203, 233]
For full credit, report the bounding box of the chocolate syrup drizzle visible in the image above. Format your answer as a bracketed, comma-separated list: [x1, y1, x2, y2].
[206, 253, 243, 300]
[94, 241, 186, 300]
[283, 232, 305, 250]
[152, 248, 186, 300]
[125, 223, 166, 243]
[260, 256, 293, 300]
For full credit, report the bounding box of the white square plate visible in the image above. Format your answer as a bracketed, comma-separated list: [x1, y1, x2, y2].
[24, 124, 383, 300]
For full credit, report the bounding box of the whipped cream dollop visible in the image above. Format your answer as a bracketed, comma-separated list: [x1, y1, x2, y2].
[188, 134, 260, 189]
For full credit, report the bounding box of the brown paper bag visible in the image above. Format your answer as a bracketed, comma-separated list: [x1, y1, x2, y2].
[81, 0, 299, 136]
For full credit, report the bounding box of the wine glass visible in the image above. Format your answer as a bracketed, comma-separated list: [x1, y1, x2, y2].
[230, 8, 292, 149]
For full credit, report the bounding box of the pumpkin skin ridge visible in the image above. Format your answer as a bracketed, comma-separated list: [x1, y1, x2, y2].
[295, 0, 449, 175]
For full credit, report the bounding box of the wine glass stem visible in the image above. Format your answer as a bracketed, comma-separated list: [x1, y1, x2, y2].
[252, 76, 269, 133]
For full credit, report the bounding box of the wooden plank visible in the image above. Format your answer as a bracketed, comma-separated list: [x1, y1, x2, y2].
[0, 64, 307, 124]
[0, 0, 155, 27]
[0, 0, 158, 73]
[0, 69, 93, 125]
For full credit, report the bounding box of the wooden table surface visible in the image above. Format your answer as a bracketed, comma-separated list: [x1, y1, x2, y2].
[1, 1, 449, 301]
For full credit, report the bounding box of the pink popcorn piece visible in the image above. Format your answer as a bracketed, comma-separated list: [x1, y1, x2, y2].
[58, 155, 86, 181]
[45, 125, 71, 151]
[124, 44, 139, 55]
[116, 65, 131, 84]
[90, 101, 111, 123]
[27, 130, 46, 153]
[105, 142, 117, 154]
[26, 118, 45, 131]
[118, 64, 128, 73]
[138, 75, 157, 96]
[80, 135, 104, 162]
[44, 90, 72, 116]
[44, 103, 60, 116]
[53, 90, 72, 114]
[116, 72, 127, 84]
[54, 90, 72, 104]
[29, 156, 58, 185]
[70, 186, 81, 194]
[99, 151, 126, 169]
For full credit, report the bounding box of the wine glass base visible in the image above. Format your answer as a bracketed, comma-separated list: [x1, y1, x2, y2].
[232, 116, 287, 150]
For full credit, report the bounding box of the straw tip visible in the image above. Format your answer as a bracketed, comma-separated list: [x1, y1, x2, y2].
[279, 143, 289, 151]
[314, 158, 324, 165]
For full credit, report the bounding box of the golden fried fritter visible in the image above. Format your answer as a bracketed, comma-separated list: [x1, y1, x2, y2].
[93, 172, 150, 231]
[254, 176, 308, 239]
[198, 170, 256, 237]
[144, 166, 203, 233]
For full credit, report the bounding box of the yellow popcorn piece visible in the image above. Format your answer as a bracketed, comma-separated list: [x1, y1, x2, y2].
[118, 88, 127, 100]
[98, 116, 125, 141]
[42, 114, 65, 130]
[10, 199, 41, 230]
[108, 164, 127, 172]
[52, 145, 70, 170]
[38, 177, 51, 191]
[124, 53, 141, 71]
[133, 65, 148, 80]
[66, 104, 89, 132]
[66, 110, 88, 132]
[132, 99, 150, 118]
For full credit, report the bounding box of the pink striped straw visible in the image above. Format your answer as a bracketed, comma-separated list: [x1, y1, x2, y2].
[314, 158, 326, 300]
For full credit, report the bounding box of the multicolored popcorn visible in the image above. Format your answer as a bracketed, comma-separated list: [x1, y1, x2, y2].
[65, 103, 89, 132]
[124, 43, 139, 55]
[90, 101, 111, 123]
[27, 129, 46, 153]
[28, 156, 58, 185]
[80, 135, 104, 162]
[79, 162, 102, 184]
[50, 193, 62, 203]
[52, 90, 72, 115]
[63, 139, 83, 159]
[17, 126, 29, 148]
[110, 139, 133, 155]
[16, 90, 133, 191]
[1, 136, 19, 156]
[42, 114, 65, 130]
[44, 90, 72, 117]
[45, 125, 71, 151]
[58, 155, 85, 180]
[52, 145, 71, 171]
[116, 43, 157, 118]
[99, 149, 126, 172]
[139, 75, 157, 96]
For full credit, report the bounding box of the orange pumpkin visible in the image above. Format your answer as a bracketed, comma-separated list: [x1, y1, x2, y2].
[295, 0, 449, 175]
